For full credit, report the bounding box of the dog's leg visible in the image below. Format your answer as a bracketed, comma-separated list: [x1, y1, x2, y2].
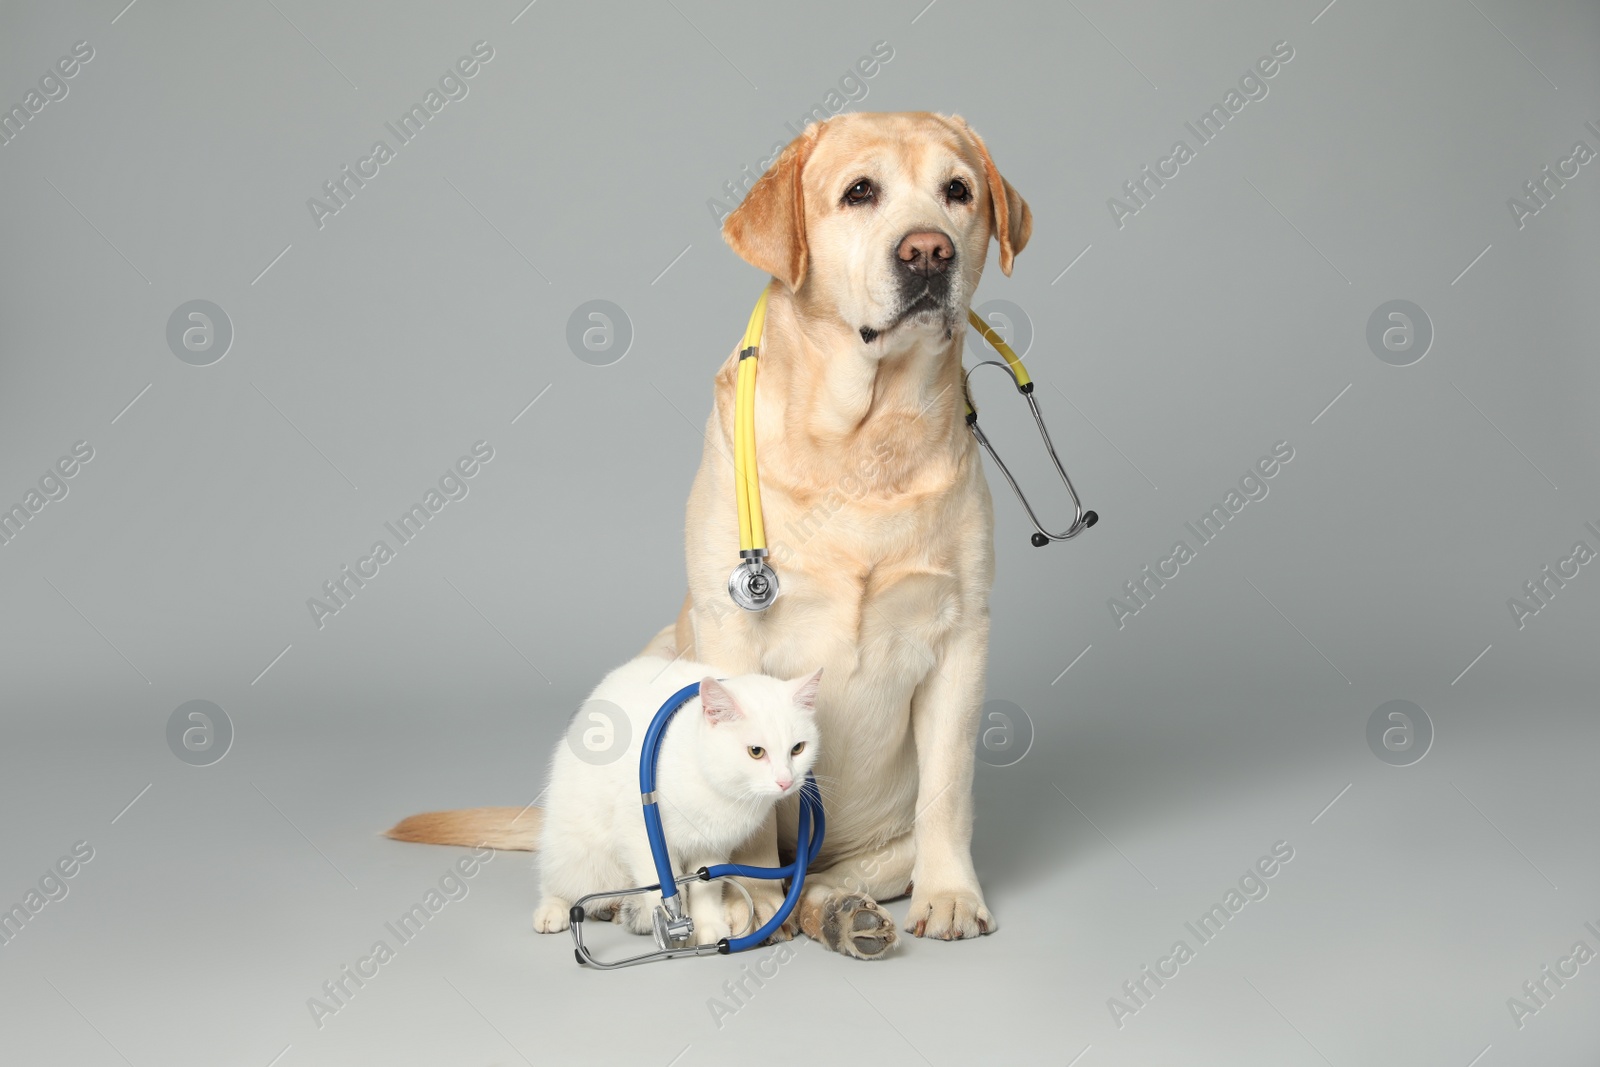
[904, 622, 995, 940]
[793, 834, 914, 960]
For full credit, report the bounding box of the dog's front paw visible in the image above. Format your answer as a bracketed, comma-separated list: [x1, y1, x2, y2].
[725, 879, 796, 942]
[905, 887, 995, 940]
[798, 890, 898, 959]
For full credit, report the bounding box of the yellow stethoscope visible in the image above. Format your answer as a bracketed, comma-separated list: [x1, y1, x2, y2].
[727, 288, 1098, 612]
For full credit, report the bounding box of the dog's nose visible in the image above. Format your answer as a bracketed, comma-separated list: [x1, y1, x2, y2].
[897, 231, 954, 277]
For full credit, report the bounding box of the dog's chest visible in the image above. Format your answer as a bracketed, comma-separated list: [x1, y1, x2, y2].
[755, 456, 981, 680]
[765, 544, 964, 691]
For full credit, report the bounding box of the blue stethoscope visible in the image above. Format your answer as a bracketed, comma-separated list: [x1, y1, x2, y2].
[568, 680, 826, 968]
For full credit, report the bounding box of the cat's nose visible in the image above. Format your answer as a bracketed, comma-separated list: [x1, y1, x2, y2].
[775, 775, 793, 791]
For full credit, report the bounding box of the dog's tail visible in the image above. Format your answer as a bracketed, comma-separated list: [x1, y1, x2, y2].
[384, 806, 543, 851]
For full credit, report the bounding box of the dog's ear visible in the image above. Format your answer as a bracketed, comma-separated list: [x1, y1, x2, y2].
[947, 115, 1032, 276]
[722, 126, 818, 291]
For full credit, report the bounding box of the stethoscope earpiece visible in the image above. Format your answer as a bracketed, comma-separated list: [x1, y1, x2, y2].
[1030, 510, 1098, 547]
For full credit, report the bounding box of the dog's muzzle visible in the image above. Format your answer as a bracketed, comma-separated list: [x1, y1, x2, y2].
[857, 230, 958, 343]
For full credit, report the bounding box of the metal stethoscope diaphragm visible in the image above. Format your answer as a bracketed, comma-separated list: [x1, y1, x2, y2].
[728, 550, 779, 612]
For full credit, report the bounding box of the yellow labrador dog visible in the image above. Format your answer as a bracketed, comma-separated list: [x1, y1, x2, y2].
[640, 110, 1031, 958]
[392, 112, 1029, 960]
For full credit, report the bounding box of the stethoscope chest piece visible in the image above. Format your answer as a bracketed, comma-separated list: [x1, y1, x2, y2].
[651, 899, 695, 949]
[728, 553, 779, 612]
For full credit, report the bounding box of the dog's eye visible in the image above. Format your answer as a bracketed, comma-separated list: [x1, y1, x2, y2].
[843, 179, 875, 206]
[946, 178, 972, 204]
[791, 742, 806, 756]
[748, 746, 765, 759]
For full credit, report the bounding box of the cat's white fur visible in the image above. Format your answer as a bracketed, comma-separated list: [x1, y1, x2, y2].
[531, 656, 822, 945]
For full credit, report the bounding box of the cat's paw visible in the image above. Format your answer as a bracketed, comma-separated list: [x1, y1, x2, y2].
[532, 898, 571, 934]
[800, 891, 898, 960]
[693, 913, 732, 946]
[620, 896, 655, 936]
[725, 880, 797, 942]
[904, 886, 994, 940]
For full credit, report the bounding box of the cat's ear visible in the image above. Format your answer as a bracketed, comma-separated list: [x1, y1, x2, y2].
[791, 668, 823, 713]
[699, 678, 744, 725]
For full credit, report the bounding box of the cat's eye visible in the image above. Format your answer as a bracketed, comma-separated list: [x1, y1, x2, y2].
[747, 746, 765, 759]
[790, 742, 806, 756]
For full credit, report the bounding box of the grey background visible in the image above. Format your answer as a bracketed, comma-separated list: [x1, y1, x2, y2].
[2, 0, 1597, 1064]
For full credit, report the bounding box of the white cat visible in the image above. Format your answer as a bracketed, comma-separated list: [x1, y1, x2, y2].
[531, 656, 822, 946]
